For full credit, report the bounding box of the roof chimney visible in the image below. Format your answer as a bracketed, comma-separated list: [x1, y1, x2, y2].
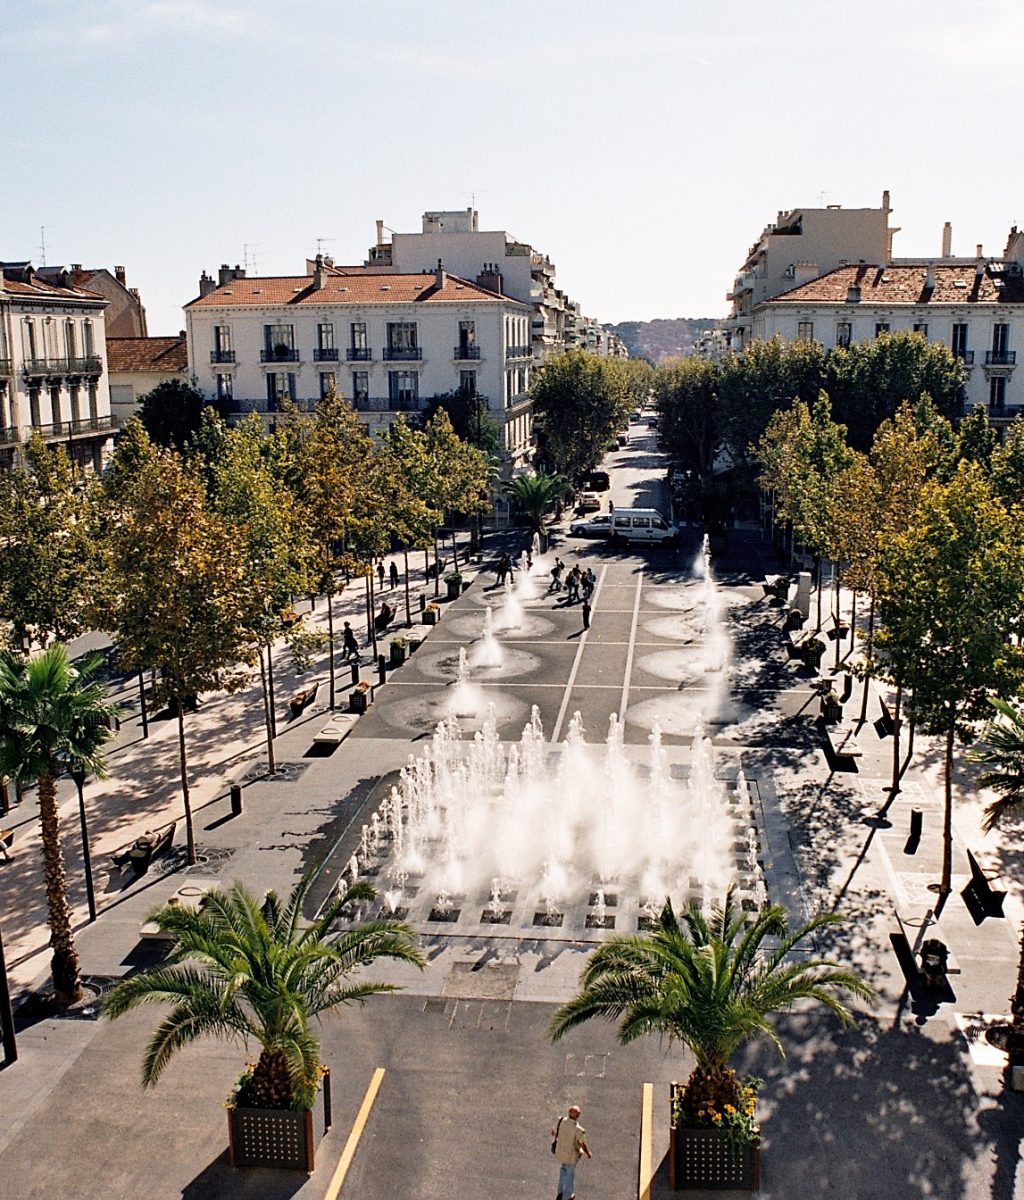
[976, 245, 986, 278]
[114, 265, 126, 285]
[476, 263, 504, 294]
[199, 270, 216, 298]
[70, 263, 82, 272]
[882, 189, 890, 211]
[435, 258, 446, 289]
[941, 222, 952, 257]
[924, 264, 935, 289]
[846, 284, 861, 304]
[376, 219, 384, 247]
[313, 253, 327, 290]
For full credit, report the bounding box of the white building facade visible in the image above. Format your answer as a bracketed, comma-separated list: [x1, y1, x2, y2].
[0, 263, 114, 471]
[185, 261, 535, 471]
[754, 227, 1024, 418]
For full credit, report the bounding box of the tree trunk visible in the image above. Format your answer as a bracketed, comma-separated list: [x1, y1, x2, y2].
[889, 683, 903, 797]
[941, 720, 955, 899]
[266, 641, 277, 741]
[259, 647, 276, 775]
[251, 1046, 298, 1109]
[433, 533, 441, 598]
[858, 595, 876, 726]
[403, 547, 412, 628]
[451, 529, 460, 571]
[814, 556, 823, 632]
[833, 561, 842, 670]
[176, 704, 197, 866]
[326, 583, 336, 710]
[1006, 925, 1024, 1082]
[368, 568, 378, 659]
[138, 669, 149, 739]
[37, 772, 83, 1005]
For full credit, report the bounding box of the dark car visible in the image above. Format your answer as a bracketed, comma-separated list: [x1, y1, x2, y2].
[584, 470, 610, 492]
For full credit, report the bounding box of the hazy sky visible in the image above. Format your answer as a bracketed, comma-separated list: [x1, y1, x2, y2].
[4, 0, 1023, 334]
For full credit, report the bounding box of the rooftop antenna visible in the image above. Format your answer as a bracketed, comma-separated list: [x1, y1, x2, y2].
[816, 190, 828, 206]
[315, 237, 336, 256]
[39, 225, 51, 266]
[243, 243, 260, 275]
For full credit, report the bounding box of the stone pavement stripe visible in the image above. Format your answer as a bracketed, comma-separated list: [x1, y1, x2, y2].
[619, 570, 644, 719]
[639, 1081, 654, 1200]
[325, 1065, 386, 1200]
[551, 564, 608, 742]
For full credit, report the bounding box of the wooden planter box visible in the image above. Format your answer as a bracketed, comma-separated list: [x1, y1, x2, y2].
[669, 1126, 760, 1191]
[228, 1072, 331, 1172]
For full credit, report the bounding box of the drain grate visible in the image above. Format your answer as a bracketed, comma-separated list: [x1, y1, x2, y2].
[423, 998, 450, 1015]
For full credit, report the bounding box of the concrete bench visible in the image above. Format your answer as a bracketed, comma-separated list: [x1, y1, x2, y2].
[825, 724, 862, 761]
[763, 575, 789, 600]
[139, 885, 210, 940]
[313, 713, 358, 745]
[785, 627, 815, 656]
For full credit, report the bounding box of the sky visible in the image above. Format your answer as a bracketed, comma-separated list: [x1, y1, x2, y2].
[3, 0, 1024, 334]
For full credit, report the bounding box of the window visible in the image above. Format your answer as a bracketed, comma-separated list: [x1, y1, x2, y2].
[266, 372, 295, 408]
[633, 517, 651, 529]
[319, 371, 336, 399]
[350, 321, 367, 349]
[388, 370, 418, 406]
[835, 321, 852, 348]
[50, 382, 62, 425]
[82, 320, 94, 356]
[990, 376, 1007, 412]
[796, 320, 814, 342]
[87, 382, 98, 419]
[264, 324, 294, 357]
[69, 383, 82, 423]
[952, 323, 969, 359]
[993, 323, 1010, 355]
[64, 319, 77, 359]
[22, 318, 37, 361]
[216, 373, 233, 402]
[386, 322, 417, 353]
[459, 370, 476, 396]
[458, 320, 476, 356]
[875, 322, 890, 336]
[317, 322, 335, 351]
[352, 372, 369, 402]
[28, 384, 41, 426]
[214, 325, 232, 354]
[912, 323, 928, 337]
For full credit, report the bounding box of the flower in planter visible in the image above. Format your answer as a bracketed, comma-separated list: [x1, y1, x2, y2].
[548, 887, 874, 1141]
[103, 874, 424, 1113]
[443, 572, 463, 585]
[354, 680, 370, 693]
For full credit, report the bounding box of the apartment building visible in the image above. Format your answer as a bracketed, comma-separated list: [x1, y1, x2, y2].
[725, 192, 895, 351]
[0, 262, 114, 471]
[185, 259, 535, 471]
[753, 225, 1024, 420]
[106, 334, 188, 426]
[35, 264, 148, 337]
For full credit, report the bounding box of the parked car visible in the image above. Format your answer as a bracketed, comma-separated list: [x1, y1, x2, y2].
[646, 416, 659, 428]
[610, 507, 678, 546]
[617, 433, 629, 447]
[584, 470, 610, 491]
[629, 410, 642, 423]
[569, 514, 613, 537]
[577, 491, 602, 513]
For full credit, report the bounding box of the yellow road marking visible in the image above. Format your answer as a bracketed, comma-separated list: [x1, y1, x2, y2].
[638, 1081, 654, 1200]
[324, 1066, 386, 1199]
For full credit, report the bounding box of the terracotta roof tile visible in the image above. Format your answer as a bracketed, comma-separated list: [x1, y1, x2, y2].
[187, 272, 520, 308]
[106, 336, 188, 373]
[768, 263, 1024, 305]
[1, 277, 105, 302]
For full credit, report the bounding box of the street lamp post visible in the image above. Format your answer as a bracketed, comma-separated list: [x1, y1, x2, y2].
[70, 766, 97, 924]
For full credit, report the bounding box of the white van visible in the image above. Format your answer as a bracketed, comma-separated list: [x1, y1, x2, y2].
[610, 508, 678, 546]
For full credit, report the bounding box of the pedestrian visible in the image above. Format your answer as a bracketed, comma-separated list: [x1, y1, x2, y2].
[342, 621, 360, 662]
[566, 565, 581, 603]
[582, 568, 596, 601]
[551, 1104, 591, 1200]
[376, 559, 385, 589]
[526, 546, 533, 570]
[582, 599, 591, 630]
[549, 557, 564, 593]
[496, 553, 510, 586]
[389, 560, 399, 590]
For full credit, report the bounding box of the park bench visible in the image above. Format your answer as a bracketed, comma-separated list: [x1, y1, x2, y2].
[962, 849, 1006, 920]
[111, 821, 176, 875]
[139, 884, 210, 940]
[0, 828, 13, 859]
[313, 713, 358, 745]
[824, 723, 862, 763]
[289, 683, 318, 717]
[785, 626, 813, 655]
[762, 575, 789, 600]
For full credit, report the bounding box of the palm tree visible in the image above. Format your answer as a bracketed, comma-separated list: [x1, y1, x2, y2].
[504, 469, 566, 535]
[970, 697, 1024, 1079]
[103, 874, 425, 1110]
[0, 644, 115, 1005]
[548, 888, 875, 1120]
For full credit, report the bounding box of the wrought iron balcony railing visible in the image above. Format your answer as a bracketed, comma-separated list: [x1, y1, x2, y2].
[314, 347, 339, 362]
[210, 349, 236, 363]
[986, 350, 1017, 366]
[346, 347, 372, 361]
[260, 347, 300, 362]
[382, 346, 422, 361]
[454, 345, 481, 360]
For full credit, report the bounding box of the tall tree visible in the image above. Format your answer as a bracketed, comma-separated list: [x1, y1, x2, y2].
[103, 440, 251, 863]
[420, 389, 502, 460]
[504, 469, 566, 535]
[0, 435, 100, 649]
[137, 378, 211, 450]
[0, 645, 115, 1004]
[874, 462, 1024, 898]
[654, 356, 722, 478]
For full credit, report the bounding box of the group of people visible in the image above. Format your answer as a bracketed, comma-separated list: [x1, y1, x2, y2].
[375, 559, 401, 590]
[549, 558, 596, 604]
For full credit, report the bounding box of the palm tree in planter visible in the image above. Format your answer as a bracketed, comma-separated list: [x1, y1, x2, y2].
[0, 645, 115, 1005]
[103, 874, 424, 1171]
[504, 469, 566, 541]
[549, 888, 875, 1190]
[970, 697, 1024, 1088]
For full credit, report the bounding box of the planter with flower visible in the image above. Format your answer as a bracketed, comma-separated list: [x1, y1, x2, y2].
[444, 571, 463, 600]
[422, 602, 440, 626]
[349, 679, 372, 713]
[548, 887, 875, 1193]
[801, 636, 826, 671]
[389, 637, 408, 667]
[103, 875, 424, 1172]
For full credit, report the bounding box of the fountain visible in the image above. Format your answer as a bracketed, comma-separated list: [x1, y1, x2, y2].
[471, 606, 503, 668]
[516, 552, 538, 601]
[497, 576, 524, 631]
[448, 647, 481, 717]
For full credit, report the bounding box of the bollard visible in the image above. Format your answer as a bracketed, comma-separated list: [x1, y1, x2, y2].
[377, 654, 387, 685]
[350, 660, 360, 686]
[909, 808, 923, 841]
[0, 778, 9, 817]
[230, 784, 243, 816]
[582, 601, 592, 630]
[419, 594, 426, 613]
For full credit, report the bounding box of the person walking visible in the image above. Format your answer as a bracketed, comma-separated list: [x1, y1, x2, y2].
[376, 559, 386, 589]
[582, 568, 596, 601]
[389, 560, 399, 590]
[566, 565, 581, 603]
[342, 621, 360, 662]
[551, 1104, 591, 1200]
[496, 553, 511, 586]
[549, 557, 565, 593]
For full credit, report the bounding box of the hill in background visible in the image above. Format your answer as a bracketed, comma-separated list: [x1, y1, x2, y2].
[607, 318, 720, 362]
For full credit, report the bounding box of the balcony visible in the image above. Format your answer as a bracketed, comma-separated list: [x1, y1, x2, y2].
[454, 345, 481, 360]
[0, 358, 11, 374]
[25, 357, 70, 378]
[352, 396, 421, 412]
[506, 345, 532, 360]
[346, 347, 373, 361]
[986, 350, 1017, 366]
[210, 349, 236, 363]
[260, 347, 300, 363]
[38, 416, 115, 440]
[382, 346, 422, 361]
[314, 347, 340, 362]
[953, 349, 975, 365]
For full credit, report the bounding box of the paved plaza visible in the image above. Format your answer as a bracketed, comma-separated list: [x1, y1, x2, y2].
[1, 432, 1023, 1198]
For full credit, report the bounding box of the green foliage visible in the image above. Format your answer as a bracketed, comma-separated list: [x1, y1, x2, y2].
[549, 887, 874, 1119]
[956, 405, 998, 470]
[103, 874, 424, 1110]
[970, 698, 1024, 832]
[0, 435, 101, 648]
[420, 408, 492, 523]
[503, 469, 566, 533]
[990, 417, 1024, 509]
[137, 377, 210, 450]
[654, 356, 722, 476]
[420, 390, 502, 460]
